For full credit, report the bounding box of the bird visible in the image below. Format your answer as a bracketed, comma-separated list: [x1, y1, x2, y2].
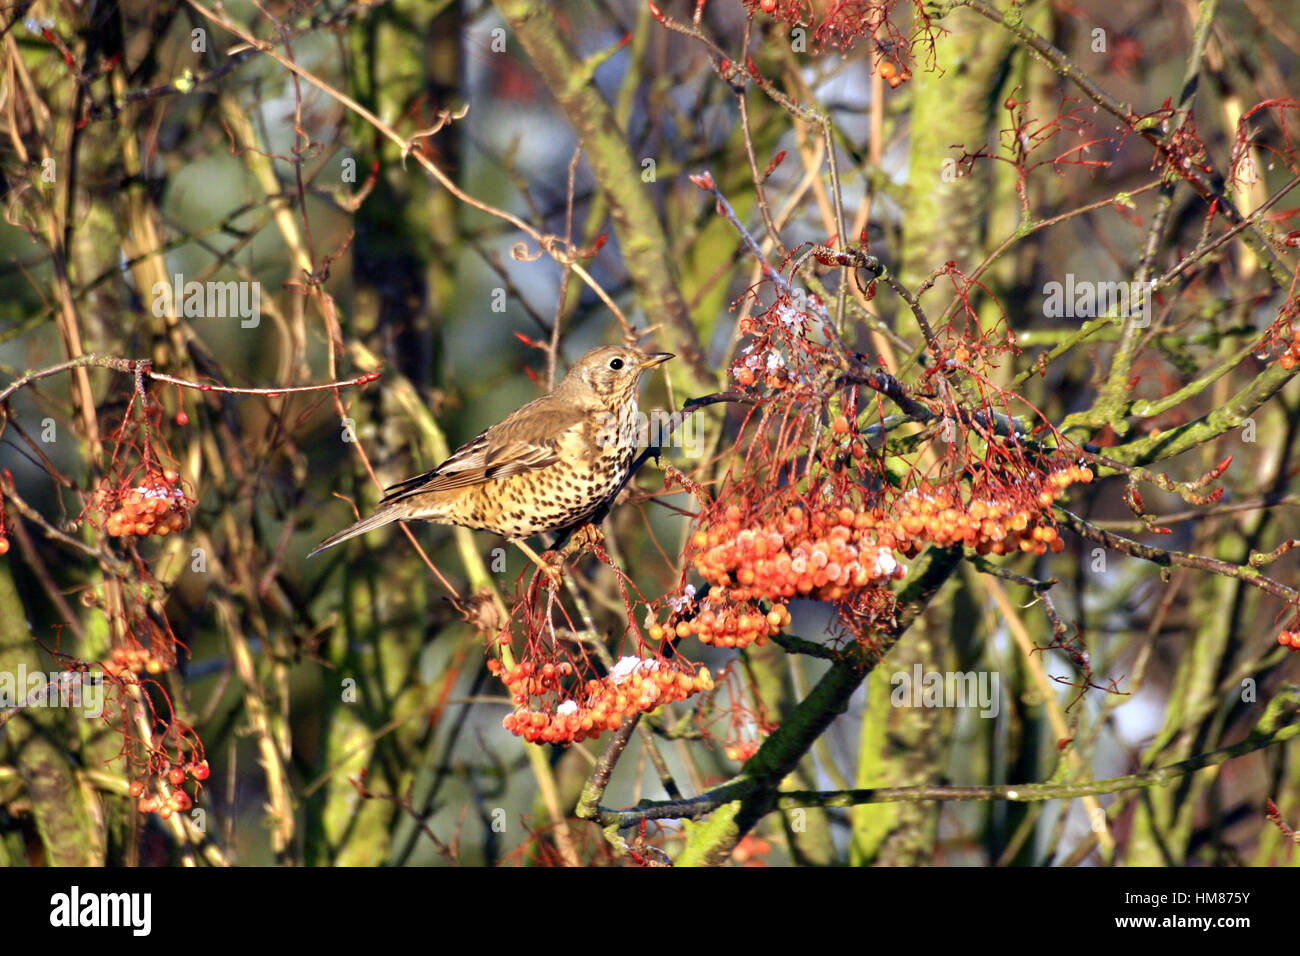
[308, 345, 674, 573]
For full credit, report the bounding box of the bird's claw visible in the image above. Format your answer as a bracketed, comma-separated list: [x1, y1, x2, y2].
[537, 553, 565, 589]
[558, 523, 605, 560]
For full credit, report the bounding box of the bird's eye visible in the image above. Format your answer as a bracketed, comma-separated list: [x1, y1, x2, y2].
[609, 358, 624, 370]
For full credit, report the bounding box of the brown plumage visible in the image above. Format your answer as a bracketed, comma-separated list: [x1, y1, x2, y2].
[309, 346, 673, 557]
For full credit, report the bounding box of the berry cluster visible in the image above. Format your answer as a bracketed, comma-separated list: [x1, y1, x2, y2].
[725, 739, 760, 762]
[731, 833, 772, 865]
[1257, 304, 1300, 369]
[890, 465, 1091, 557]
[106, 642, 173, 676]
[659, 597, 791, 650]
[876, 61, 911, 88]
[1278, 631, 1300, 653]
[731, 359, 793, 391]
[691, 502, 907, 604]
[493, 656, 713, 746]
[130, 760, 208, 819]
[96, 470, 190, 538]
[1278, 334, 1300, 370]
[677, 463, 1091, 649]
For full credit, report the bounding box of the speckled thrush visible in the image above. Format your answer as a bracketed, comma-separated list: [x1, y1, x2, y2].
[309, 345, 673, 563]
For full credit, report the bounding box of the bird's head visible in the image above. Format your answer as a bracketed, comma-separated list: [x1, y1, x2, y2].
[564, 345, 673, 405]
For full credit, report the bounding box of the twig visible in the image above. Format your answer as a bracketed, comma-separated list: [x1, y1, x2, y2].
[1056, 507, 1297, 602]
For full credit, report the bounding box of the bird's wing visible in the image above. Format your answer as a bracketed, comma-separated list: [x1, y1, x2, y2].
[379, 395, 588, 503]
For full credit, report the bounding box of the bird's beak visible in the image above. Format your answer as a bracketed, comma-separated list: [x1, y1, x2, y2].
[640, 352, 674, 369]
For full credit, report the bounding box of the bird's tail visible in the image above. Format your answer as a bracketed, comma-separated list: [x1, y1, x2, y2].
[308, 507, 404, 557]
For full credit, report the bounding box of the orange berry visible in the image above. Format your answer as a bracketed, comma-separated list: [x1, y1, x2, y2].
[877, 61, 897, 80]
[831, 415, 849, 434]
